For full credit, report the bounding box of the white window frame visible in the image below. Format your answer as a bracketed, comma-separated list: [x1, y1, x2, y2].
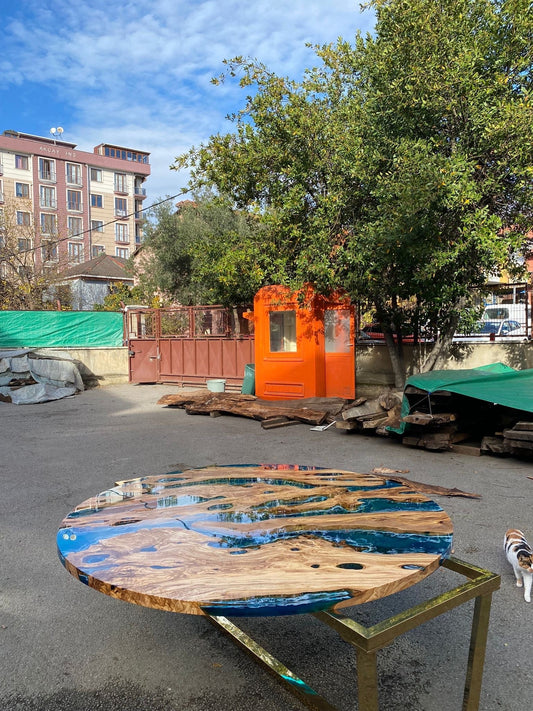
[68, 242, 84, 263]
[68, 216, 83, 238]
[16, 182, 30, 198]
[115, 223, 129, 243]
[40, 212, 57, 235]
[66, 163, 82, 186]
[39, 185, 56, 208]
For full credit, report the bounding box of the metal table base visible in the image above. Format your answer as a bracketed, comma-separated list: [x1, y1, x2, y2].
[206, 558, 500, 711]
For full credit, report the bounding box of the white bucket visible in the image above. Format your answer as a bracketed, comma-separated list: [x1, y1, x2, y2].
[206, 379, 226, 393]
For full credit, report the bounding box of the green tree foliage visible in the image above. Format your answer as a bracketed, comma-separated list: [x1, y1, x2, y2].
[134, 193, 271, 306]
[93, 282, 148, 312]
[175, 0, 533, 385]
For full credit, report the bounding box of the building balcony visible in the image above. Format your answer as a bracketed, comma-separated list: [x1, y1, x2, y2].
[40, 200, 57, 209]
[0, 191, 4, 203]
[0, 163, 3, 175]
[67, 202, 83, 212]
[134, 187, 147, 197]
[115, 209, 128, 218]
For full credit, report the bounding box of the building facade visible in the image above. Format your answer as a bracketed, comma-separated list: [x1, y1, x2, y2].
[0, 130, 150, 275]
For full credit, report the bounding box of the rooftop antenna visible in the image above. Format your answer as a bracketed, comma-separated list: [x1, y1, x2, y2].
[50, 126, 64, 144]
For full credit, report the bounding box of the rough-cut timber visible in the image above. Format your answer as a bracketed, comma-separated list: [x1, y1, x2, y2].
[157, 390, 337, 425]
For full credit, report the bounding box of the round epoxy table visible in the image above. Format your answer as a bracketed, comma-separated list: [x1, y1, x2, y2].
[57, 464, 498, 710]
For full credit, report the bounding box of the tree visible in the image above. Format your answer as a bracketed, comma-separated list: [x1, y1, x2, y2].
[0, 197, 68, 310]
[133, 193, 272, 306]
[93, 282, 148, 311]
[175, 0, 533, 386]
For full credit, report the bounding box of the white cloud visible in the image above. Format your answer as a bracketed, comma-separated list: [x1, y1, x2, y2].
[3, 0, 374, 199]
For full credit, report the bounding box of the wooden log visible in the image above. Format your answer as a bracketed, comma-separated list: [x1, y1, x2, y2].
[512, 422, 533, 431]
[503, 428, 533, 443]
[335, 420, 361, 431]
[371, 468, 481, 499]
[261, 417, 302, 430]
[481, 436, 510, 455]
[361, 414, 389, 429]
[402, 432, 452, 451]
[402, 412, 457, 426]
[450, 442, 482, 457]
[159, 391, 329, 425]
[378, 390, 403, 411]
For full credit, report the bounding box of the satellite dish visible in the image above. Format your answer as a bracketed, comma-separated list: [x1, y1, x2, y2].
[57, 127, 64, 135]
[50, 127, 57, 134]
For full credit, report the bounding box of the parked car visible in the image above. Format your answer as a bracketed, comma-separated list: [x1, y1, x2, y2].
[453, 319, 526, 342]
[357, 324, 433, 344]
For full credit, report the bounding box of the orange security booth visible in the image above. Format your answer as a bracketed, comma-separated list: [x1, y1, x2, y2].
[249, 285, 356, 400]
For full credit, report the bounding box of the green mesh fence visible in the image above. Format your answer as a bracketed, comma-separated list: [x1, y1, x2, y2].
[0, 311, 124, 348]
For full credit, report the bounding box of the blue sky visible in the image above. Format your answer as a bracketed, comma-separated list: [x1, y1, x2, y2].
[1, 0, 374, 203]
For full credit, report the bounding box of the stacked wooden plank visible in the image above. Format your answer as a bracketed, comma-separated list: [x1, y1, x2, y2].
[501, 422, 533, 457]
[335, 391, 403, 434]
[401, 411, 472, 452]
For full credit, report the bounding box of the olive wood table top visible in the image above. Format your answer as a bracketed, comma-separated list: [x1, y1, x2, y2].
[57, 464, 453, 616]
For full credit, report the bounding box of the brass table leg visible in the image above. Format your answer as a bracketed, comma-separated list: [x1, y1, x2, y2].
[204, 558, 500, 711]
[355, 648, 379, 711]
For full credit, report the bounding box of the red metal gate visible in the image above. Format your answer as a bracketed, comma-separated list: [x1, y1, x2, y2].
[125, 306, 255, 390]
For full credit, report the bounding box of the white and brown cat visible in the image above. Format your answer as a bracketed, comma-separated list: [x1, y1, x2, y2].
[504, 529, 533, 602]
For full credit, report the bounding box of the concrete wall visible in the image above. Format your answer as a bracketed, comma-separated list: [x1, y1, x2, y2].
[33, 342, 533, 394]
[36, 347, 129, 387]
[356, 341, 533, 397]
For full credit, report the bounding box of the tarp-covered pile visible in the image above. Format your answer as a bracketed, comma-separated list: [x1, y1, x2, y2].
[392, 362, 533, 435]
[0, 349, 84, 404]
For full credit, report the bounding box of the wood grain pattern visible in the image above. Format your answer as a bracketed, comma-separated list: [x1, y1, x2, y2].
[57, 464, 453, 616]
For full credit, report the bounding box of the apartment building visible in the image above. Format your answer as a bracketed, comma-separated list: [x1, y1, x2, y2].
[0, 129, 150, 273]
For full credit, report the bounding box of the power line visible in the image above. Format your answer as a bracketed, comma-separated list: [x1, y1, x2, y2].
[0, 187, 193, 261]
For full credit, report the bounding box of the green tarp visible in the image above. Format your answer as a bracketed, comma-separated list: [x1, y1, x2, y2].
[392, 362, 533, 434]
[0, 311, 124, 348]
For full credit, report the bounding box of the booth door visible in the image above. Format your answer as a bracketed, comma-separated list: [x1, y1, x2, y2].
[324, 309, 355, 398]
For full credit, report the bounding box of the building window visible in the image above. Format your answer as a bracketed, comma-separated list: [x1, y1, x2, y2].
[114, 197, 128, 217]
[16, 182, 30, 198]
[114, 173, 128, 193]
[67, 190, 82, 211]
[15, 154, 29, 170]
[91, 220, 104, 232]
[38, 157, 56, 181]
[269, 311, 297, 352]
[92, 245, 105, 258]
[115, 223, 129, 242]
[90, 168, 103, 182]
[39, 185, 56, 209]
[68, 242, 84, 263]
[66, 163, 82, 185]
[18, 238, 32, 252]
[91, 194, 103, 208]
[41, 242, 58, 262]
[115, 247, 129, 259]
[40, 213, 57, 235]
[17, 211, 31, 226]
[18, 265, 32, 278]
[68, 216, 83, 238]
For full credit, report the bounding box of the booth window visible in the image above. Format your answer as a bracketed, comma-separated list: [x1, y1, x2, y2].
[325, 309, 351, 353]
[269, 311, 297, 352]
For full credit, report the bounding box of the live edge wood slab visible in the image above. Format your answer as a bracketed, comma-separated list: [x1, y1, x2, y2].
[57, 464, 453, 617]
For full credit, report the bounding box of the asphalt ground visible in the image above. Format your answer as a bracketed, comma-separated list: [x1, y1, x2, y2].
[1, 382, 532, 711]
